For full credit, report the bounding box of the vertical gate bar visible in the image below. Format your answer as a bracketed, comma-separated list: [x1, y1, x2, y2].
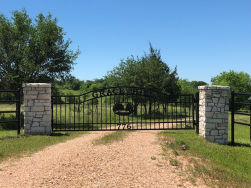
[87, 103, 89, 130]
[101, 96, 103, 130]
[73, 97, 75, 130]
[179, 95, 183, 128]
[171, 99, 174, 129]
[64, 97, 66, 131]
[17, 90, 21, 135]
[78, 96, 80, 130]
[185, 96, 187, 128]
[118, 97, 121, 126]
[136, 102, 138, 130]
[60, 97, 62, 129]
[250, 104, 251, 141]
[131, 96, 134, 130]
[196, 93, 199, 134]
[153, 98, 156, 129]
[158, 103, 160, 129]
[162, 102, 165, 129]
[110, 95, 111, 130]
[122, 94, 125, 124]
[127, 94, 129, 127]
[83, 97, 85, 130]
[50, 96, 53, 131]
[96, 98, 98, 130]
[188, 95, 191, 126]
[140, 100, 142, 129]
[114, 95, 116, 129]
[175, 100, 178, 128]
[149, 98, 152, 130]
[105, 95, 107, 130]
[191, 95, 194, 129]
[231, 91, 235, 145]
[69, 97, 71, 131]
[179, 96, 182, 128]
[56, 96, 58, 129]
[92, 99, 94, 130]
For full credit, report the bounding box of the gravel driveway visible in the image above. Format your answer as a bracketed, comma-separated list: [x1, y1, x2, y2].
[0, 131, 205, 187]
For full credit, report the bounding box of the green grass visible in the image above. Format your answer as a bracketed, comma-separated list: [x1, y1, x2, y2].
[93, 131, 130, 145]
[0, 130, 86, 161]
[159, 119, 251, 187]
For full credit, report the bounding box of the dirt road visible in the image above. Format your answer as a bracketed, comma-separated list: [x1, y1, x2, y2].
[0, 131, 205, 187]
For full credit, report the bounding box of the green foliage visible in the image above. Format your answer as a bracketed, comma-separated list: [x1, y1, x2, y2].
[80, 79, 106, 93]
[178, 79, 207, 94]
[211, 70, 251, 93]
[0, 9, 79, 89]
[58, 76, 84, 90]
[105, 44, 180, 95]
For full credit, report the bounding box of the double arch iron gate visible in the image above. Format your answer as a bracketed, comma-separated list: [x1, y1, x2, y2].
[52, 87, 198, 131]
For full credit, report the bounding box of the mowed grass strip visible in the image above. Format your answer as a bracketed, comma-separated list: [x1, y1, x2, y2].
[0, 130, 87, 161]
[93, 131, 131, 145]
[159, 122, 251, 187]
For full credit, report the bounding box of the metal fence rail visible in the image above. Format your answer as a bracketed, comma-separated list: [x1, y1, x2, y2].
[0, 90, 21, 134]
[231, 91, 251, 144]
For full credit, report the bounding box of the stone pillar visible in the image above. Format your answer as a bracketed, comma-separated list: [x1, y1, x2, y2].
[198, 85, 230, 144]
[22, 83, 52, 135]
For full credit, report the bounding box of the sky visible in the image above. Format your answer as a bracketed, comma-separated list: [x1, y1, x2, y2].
[1, 0, 251, 83]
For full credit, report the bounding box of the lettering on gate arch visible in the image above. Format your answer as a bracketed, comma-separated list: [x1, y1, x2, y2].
[91, 88, 146, 98]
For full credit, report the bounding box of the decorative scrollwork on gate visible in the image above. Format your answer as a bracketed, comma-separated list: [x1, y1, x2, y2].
[113, 102, 134, 116]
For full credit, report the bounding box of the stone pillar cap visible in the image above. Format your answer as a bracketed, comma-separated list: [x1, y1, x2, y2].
[198, 85, 230, 90]
[22, 83, 51, 88]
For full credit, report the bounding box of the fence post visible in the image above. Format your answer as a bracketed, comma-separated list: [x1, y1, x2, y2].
[16, 89, 21, 135]
[22, 83, 52, 135]
[196, 92, 199, 134]
[231, 91, 235, 145]
[198, 85, 230, 144]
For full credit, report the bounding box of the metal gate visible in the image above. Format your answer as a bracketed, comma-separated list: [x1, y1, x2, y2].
[52, 87, 198, 131]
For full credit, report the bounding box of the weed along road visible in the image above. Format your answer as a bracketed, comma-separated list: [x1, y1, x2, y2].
[0, 131, 206, 187]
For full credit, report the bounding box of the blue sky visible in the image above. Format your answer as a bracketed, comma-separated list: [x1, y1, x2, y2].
[1, 0, 251, 83]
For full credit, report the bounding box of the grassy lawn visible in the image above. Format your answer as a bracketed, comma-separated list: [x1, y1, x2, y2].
[0, 129, 86, 162]
[93, 131, 131, 145]
[159, 115, 251, 187]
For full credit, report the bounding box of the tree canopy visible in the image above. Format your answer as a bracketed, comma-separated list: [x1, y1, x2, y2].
[105, 44, 180, 95]
[211, 70, 251, 93]
[0, 9, 79, 89]
[178, 79, 207, 94]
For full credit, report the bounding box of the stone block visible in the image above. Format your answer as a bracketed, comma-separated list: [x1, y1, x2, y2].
[32, 122, 40, 127]
[25, 112, 35, 117]
[210, 130, 219, 136]
[33, 118, 43, 122]
[37, 94, 50, 100]
[31, 106, 44, 112]
[40, 121, 49, 127]
[30, 127, 45, 134]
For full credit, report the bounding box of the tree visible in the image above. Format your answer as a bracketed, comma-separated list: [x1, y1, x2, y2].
[211, 71, 251, 110]
[211, 71, 251, 93]
[105, 44, 180, 114]
[0, 9, 79, 89]
[178, 79, 207, 94]
[105, 44, 180, 95]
